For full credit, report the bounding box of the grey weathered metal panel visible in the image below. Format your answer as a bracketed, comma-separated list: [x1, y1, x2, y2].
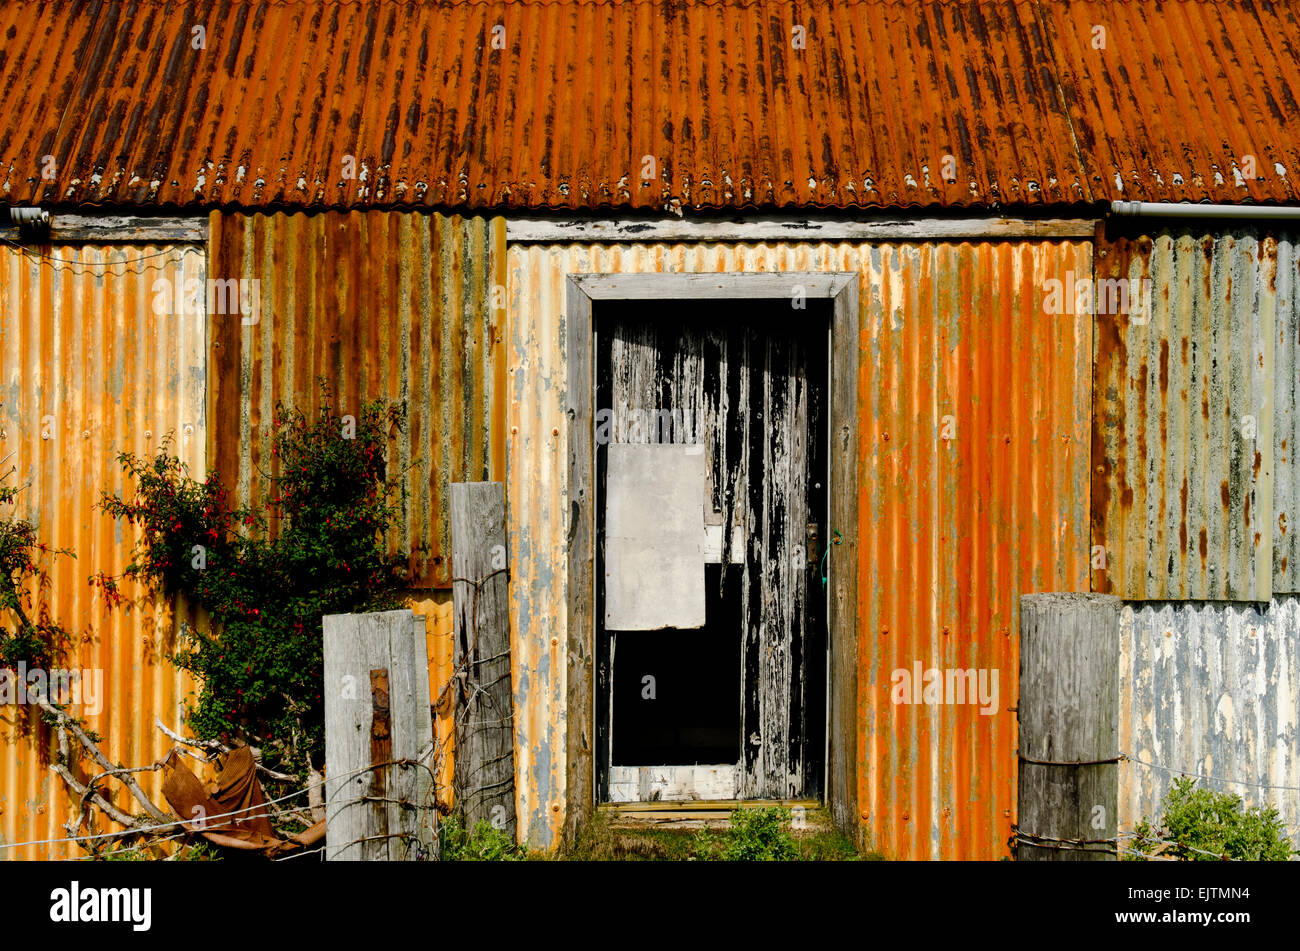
[1271, 235, 1300, 593]
[1118, 598, 1300, 850]
[1093, 230, 1276, 601]
[207, 211, 508, 589]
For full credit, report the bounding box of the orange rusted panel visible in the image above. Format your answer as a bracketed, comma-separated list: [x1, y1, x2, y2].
[206, 210, 507, 588]
[6, 1, 1299, 212]
[857, 241, 1093, 859]
[1, 0, 1093, 211]
[0, 243, 205, 859]
[1042, 1, 1300, 205]
[409, 592, 456, 807]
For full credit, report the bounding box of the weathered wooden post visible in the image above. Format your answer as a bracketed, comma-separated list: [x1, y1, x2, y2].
[450, 481, 516, 839]
[1017, 593, 1121, 861]
[323, 609, 436, 860]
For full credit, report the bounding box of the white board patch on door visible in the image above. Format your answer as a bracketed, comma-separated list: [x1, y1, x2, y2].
[604, 443, 707, 630]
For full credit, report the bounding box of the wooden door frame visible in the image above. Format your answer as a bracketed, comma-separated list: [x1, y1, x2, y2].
[564, 272, 860, 843]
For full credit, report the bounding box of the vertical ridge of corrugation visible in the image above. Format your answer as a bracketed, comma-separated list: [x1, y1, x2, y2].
[1, 243, 203, 858]
[1273, 236, 1300, 592]
[207, 211, 505, 589]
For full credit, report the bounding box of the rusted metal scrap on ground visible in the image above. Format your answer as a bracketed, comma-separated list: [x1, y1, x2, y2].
[161, 746, 324, 858]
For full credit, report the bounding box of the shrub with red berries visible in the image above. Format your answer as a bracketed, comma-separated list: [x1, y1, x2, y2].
[98, 384, 408, 777]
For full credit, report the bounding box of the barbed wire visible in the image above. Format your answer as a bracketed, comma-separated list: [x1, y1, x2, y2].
[0, 754, 432, 852]
[1122, 753, 1300, 793]
[0, 235, 194, 273]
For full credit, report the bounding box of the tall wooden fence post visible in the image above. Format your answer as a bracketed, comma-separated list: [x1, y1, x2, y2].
[450, 481, 517, 840]
[1017, 593, 1121, 861]
[324, 609, 436, 860]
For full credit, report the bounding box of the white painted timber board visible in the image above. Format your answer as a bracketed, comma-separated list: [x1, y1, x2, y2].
[605, 443, 707, 630]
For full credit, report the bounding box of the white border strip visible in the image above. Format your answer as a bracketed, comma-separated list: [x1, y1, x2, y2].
[509, 215, 1099, 243]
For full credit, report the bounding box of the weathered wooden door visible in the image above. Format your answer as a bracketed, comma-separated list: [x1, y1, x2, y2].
[595, 299, 828, 801]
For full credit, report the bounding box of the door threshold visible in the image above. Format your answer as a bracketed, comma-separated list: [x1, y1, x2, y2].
[598, 798, 826, 830]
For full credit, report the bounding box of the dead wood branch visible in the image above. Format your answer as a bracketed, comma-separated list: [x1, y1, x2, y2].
[155, 718, 298, 782]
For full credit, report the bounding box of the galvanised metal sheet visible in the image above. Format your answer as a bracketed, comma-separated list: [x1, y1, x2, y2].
[0, 242, 205, 859]
[1118, 598, 1300, 851]
[207, 210, 507, 588]
[1092, 230, 1279, 601]
[1269, 235, 1300, 593]
[507, 238, 1092, 857]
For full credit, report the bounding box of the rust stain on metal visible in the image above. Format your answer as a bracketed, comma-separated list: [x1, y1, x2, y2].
[207, 210, 507, 588]
[857, 240, 1093, 860]
[1092, 228, 1284, 602]
[5, 1, 1299, 211]
[0, 243, 205, 858]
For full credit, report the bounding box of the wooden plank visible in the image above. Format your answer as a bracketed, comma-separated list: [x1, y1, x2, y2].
[603, 798, 820, 812]
[0, 214, 207, 242]
[324, 610, 436, 860]
[450, 482, 516, 837]
[828, 278, 860, 839]
[1017, 593, 1121, 861]
[507, 216, 1099, 244]
[564, 281, 596, 845]
[573, 271, 854, 301]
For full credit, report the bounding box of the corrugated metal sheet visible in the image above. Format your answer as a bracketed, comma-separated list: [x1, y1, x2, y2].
[10, 0, 1285, 213]
[858, 241, 1093, 860]
[1269, 235, 1300, 593]
[207, 210, 507, 588]
[1119, 597, 1300, 850]
[1092, 230, 1281, 601]
[1043, 1, 1300, 205]
[507, 239, 1091, 856]
[0, 242, 205, 859]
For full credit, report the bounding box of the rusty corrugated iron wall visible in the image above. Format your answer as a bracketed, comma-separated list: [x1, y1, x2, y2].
[858, 241, 1093, 860]
[507, 239, 1091, 856]
[0, 242, 205, 859]
[207, 210, 507, 588]
[1091, 229, 1299, 601]
[1118, 598, 1300, 850]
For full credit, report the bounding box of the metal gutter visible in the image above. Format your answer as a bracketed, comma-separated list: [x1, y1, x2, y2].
[1112, 201, 1300, 219]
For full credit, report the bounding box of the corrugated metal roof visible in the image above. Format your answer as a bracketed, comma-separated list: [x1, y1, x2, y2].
[3, 0, 1297, 212]
[1043, 0, 1300, 205]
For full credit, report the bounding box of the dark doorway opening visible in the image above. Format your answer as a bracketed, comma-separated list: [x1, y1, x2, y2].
[593, 298, 829, 802]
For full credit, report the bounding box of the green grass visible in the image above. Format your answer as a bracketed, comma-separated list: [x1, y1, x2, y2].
[556, 807, 883, 861]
